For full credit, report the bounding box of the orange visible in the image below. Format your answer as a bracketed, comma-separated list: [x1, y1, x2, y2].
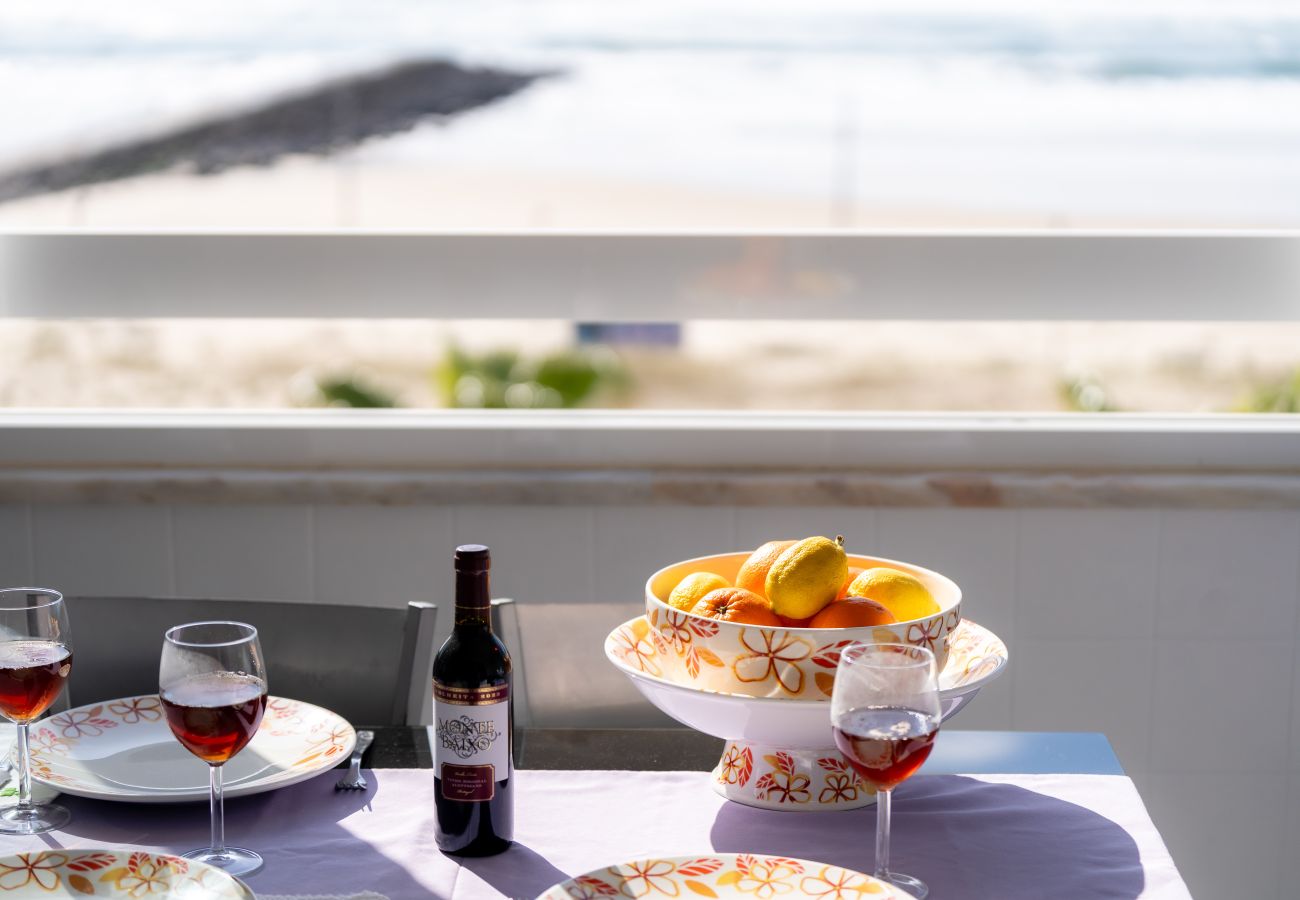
[809, 597, 897, 628]
[735, 540, 796, 598]
[668, 571, 731, 612]
[779, 614, 813, 628]
[692, 588, 783, 627]
[837, 566, 865, 600]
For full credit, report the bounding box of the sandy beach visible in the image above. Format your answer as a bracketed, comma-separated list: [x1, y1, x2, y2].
[2, 316, 1298, 414]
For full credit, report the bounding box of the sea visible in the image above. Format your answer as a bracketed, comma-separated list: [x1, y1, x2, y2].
[2, 0, 1299, 224]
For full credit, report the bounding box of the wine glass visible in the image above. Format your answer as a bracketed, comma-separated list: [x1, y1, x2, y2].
[831, 642, 941, 899]
[0, 587, 73, 835]
[160, 621, 268, 878]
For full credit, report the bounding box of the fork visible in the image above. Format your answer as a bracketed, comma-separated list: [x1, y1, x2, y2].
[335, 730, 375, 791]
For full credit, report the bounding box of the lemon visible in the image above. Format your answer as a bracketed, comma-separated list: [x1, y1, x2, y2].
[846, 567, 939, 622]
[668, 571, 731, 612]
[765, 535, 848, 620]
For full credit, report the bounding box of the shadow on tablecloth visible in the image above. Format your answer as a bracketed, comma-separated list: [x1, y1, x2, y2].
[710, 775, 1144, 900]
[38, 773, 438, 900]
[458, 844, 571, 899]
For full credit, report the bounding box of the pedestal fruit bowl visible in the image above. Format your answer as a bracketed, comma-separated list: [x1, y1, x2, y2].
[607, 551, 1008, 811]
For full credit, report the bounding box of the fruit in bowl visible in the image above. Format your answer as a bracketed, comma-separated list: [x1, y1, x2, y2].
[645, 543, 962, 700]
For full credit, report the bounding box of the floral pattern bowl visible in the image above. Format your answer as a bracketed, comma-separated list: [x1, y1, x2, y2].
[0, 850, 252, 898]
[645, 552, 962, 699]
[606, 616, 1007, 811]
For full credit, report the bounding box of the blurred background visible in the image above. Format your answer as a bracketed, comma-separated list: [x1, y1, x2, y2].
[3, 8, 1299, 896]
[2, 0, 1299, 411]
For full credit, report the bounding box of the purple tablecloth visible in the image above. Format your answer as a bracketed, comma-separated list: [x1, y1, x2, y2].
[9, 769, 1188, 899]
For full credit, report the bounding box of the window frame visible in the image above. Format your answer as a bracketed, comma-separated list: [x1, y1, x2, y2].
[2, 231, 1299, 498]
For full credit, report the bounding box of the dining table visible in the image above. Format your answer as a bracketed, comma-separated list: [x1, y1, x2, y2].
[2, 726, 1191, 900]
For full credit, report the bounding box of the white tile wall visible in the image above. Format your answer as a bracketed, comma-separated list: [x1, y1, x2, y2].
[314, 505, 453, 608]
[1287, 773, 1300, 900]
[33, 505, 171, 595]
[451, 505, 596, 606]
[1150, 637, 1294, 774]
[172, 505, 312, 601]
[1292, 653, 1300, 772]
[1157, 510, 1300, 641]
[1012, 638, 1155, 773]
[1145, 773, 1286, 900]
[592, 505, 735, 604]
[5, 498, 1297, 900]
[1017, 509, 1161, 640]
[733, 506, 876, 553]
[0, 505, 32, 585]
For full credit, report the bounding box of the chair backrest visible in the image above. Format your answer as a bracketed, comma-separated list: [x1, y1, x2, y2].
[511, 601, 676, 729]
[489, 598, 526, 726]
[63, 597, 437, 726]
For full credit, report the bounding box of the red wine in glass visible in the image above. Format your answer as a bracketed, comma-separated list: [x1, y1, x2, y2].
[831, 642, 941, 900]
[160, 621, 267, 878]
[162, 672, 267, 765]
[0, 641, 73, 723]
[0, 588, 73, 836]
[833, 706, 939, 791]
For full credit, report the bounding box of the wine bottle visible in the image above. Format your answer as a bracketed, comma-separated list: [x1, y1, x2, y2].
[433, 544, 514, 856]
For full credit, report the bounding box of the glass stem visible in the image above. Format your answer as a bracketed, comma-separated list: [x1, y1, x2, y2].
[209, 764, 225, 855]
[15, 721, 31, 812]
[874, 787, 891, 880]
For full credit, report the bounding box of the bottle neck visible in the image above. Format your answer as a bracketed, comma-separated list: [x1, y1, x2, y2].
[453, 568, 492, 631]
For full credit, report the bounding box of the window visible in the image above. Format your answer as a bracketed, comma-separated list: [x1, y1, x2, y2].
[2, 1, 1298, 229]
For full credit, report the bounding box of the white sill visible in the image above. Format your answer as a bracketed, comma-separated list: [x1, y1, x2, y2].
[0, 410, 1298, 509]
[2, 408, 1300, 469]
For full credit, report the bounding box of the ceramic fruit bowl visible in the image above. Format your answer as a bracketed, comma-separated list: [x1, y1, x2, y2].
[645, 551, 962, 698]
[606, 616, 1007, 811]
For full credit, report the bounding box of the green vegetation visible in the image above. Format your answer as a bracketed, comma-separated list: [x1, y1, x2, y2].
[434, 342, 629, 409]
[1236, 368, 1300, 413]
[314, 375, 398, 408]
[1058, 373, 1120, 412]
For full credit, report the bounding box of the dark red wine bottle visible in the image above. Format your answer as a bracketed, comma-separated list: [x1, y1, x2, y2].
[433, 544, 513, 856]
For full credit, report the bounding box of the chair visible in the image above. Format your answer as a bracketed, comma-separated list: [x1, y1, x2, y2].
[507, 601, 676, 729]
[61, 597, 438, 726]
[489, 598, 526, 726]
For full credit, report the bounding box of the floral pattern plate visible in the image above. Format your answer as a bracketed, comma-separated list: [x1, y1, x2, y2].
[0, 850, 252, 898]
[536, 854, 908, 899]
[28, 695, 355, 804]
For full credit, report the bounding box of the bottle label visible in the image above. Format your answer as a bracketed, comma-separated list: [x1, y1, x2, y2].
[433, 682, 510, 802]
[439, 762, 496, 802]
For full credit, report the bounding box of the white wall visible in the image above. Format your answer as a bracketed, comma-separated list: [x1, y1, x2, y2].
[2, 496, 1297, 898]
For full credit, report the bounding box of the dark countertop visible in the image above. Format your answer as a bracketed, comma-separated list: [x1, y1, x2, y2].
[358, 727, 1124, 775]
[356, 726, 720, 770]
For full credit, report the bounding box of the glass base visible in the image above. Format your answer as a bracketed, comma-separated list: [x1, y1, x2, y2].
[183, 847, 263, 878]
[881, 871, 928, 899]
[0, 802, 72, 835]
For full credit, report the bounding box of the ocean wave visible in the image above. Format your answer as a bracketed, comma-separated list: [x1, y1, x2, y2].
[2, 1, 1299, 83]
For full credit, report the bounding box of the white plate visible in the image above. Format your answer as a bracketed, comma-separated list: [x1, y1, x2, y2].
[0, 724, 59, 806]
[537, 854, 909, 899]
[28, 695, 355, 803]
[0, 849, 252, 898]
